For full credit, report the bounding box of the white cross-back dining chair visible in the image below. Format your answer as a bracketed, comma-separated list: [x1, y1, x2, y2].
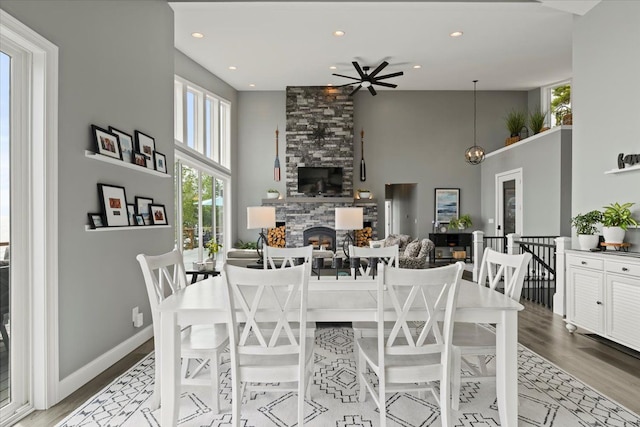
[356, 262, 464, 427]
[136, 249, 229, 413]
[223, 262, 314, 427]
[263, 244, 314, 269]
[451, 247, 532, 410]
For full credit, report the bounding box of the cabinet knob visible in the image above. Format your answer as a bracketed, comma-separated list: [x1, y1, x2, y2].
[596, 301, 603, 305]
[581, 261, 587, 265]
[622, 267, 629, 272]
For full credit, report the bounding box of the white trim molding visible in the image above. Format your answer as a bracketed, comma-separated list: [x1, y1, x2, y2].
[0, 9, 59, 412]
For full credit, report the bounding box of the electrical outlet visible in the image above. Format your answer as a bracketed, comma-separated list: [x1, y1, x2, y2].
[132, 307, 139, 324]
[134, 312, 143, 328]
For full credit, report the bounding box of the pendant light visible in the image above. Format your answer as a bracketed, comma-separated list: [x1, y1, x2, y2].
[465, 80, 485, 165]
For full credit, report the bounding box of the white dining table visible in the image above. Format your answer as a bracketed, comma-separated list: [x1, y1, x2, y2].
[157, 275, 523, 427]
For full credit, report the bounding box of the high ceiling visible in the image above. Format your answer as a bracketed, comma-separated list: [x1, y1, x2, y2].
[170, 1, 576, 91]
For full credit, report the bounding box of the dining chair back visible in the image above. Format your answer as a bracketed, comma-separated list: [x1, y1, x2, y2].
[223, 262, 313, 427]
[451, 247, 532, 410]
[356, 262, 464, 427]
[263, 244, 313, 269]
[136, 249, 229, 413]
[349, 244, 399, 277]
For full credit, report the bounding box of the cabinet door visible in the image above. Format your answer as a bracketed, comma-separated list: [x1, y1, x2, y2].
[567, 266, 604, 334]
[606, 273, 640, 352]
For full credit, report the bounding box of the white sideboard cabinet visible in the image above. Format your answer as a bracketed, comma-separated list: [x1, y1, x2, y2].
[565, 250, 640, 352]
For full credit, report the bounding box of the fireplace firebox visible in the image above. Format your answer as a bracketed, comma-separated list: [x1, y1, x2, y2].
[303, 226, 336, 252]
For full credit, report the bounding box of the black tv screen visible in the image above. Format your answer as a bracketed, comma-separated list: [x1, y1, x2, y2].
[297, 167, 343, 195]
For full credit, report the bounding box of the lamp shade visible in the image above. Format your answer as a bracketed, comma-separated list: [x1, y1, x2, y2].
[335, 207, 363, 230]
[247, 206, 276, 229]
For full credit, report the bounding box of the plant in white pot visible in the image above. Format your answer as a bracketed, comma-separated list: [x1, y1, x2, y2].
[570, 210, 602, 250]
[601, 202, 638, 244]
[266, 188, 280, 199]
[449, 214, 473, 231]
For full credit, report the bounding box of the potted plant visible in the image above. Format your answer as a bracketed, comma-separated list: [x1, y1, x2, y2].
[505, 109, 526, 145]
[601, 202, 638, 243]
[205, 239, 222, 268]
[528, 109, 548, 135]
[357, 188, 371, 199]
[266, 188, 280, 199]
[449, 214, 472, 230]
[571, 210, 602, 250]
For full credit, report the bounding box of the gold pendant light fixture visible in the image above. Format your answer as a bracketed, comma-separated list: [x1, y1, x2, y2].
[465, 79, 485, 165]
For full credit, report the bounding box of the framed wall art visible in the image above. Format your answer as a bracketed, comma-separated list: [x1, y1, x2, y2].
[135, 196, 154, 225]
[134, 214, 145, 226]
[134, 130, 155, 169]
[92, 125, 121, 160]
[154, 151, 167, 173]
[126, 203, 136, 226]
[149, 203, 168, 225]
[88, 213, 104, 229]
[434, 188, 460, 224]
[133, 152, 148, 167]
[97, 183, 129, 226]
[109, 126, 134, 164]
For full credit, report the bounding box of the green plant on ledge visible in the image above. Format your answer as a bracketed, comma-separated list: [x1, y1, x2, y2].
[528, 109, 548, 135]
[267, 189, 279, 193]
[449, 214, 473, 230]
[571, 210, 602, 235]
[505, 109, 527, 137]
[205, 240, 222, 258]
[601, 202, 639, 230]
[234, 239, 258, 250]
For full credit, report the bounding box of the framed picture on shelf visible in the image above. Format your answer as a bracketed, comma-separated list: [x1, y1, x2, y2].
[134, 215, 145, 226]
[149, 204, 168, 225]
[91, 125, 121, 160]
[434, 188, 460, 224]
[154, 151, 167, 173]
[134, 130, 155, 169]
[133, 152, 148, 167]
[126, 203, 136, 226]
[88, 213, 104, 229]
[97, 183, 129, 226]
[135, 196, 154, 225]
[109, 127, 134, 164]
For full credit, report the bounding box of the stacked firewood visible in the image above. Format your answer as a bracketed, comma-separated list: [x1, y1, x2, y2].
[355, 226, 373, 247]
[267, 225, 286, 248]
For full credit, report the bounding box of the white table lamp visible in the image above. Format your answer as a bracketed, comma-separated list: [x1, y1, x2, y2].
[335, 207, 363, 258]
[247, 206, 276, 262]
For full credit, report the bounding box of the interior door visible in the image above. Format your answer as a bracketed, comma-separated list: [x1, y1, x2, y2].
[495, 169, 523, 236]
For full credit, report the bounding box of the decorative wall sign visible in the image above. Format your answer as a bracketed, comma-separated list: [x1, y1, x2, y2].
[97, 183, 129, 226]
[618, 152, 640, 169]
[434, 188, 460, 224]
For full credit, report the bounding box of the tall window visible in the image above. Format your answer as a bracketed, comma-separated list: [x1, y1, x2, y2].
[174, 77, 231, 264]
[542, 80, 571, 127]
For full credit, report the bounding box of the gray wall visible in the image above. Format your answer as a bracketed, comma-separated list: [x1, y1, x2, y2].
[573, 1, 640, 247]
[1, 1, 175, 379]
[480, 128, 573, 236]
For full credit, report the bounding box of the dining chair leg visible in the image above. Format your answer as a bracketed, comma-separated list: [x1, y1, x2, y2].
[357, 350, 367, 403]
[150, 359, 161, 409]
[210, 352, 221, 414]
[181, 358, 189, 380]
[440, 367, 452, 427]
[379, 381, 386, 427]
[297, 375, 305, 427]
[452, 347, 462, 411]
[232, 379, 241, 427]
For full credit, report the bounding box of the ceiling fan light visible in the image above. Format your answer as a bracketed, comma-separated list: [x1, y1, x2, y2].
[361, 81, 372, 88]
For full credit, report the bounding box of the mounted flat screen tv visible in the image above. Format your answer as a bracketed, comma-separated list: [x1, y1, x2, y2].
[297, 167, 343, 195]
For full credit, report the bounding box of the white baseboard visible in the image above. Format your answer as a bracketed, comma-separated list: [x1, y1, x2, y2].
[56, 325, 153, 403]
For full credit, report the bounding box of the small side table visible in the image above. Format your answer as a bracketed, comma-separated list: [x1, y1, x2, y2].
[600, 242, 631, 252]
[185, 269, 220, 284]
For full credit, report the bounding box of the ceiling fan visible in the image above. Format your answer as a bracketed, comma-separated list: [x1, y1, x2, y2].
[333, 61, 404, 96]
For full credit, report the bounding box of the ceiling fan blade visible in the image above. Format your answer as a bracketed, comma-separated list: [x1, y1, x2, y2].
[349, 85, 362, 96]
[374, 71, 404, 80]
[368, 86, 377, 96]
[334, 82, 357, 88]
[332, 73, 360, 81]
[368, 61, 389, 78]
[352, 61, 366, 79]
[371, 81, 397, 88]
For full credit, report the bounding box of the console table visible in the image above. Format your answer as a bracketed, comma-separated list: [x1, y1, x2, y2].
[428, 233, 473, 263]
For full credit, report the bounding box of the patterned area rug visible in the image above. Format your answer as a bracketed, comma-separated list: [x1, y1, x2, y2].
[57, 327, 640, 427]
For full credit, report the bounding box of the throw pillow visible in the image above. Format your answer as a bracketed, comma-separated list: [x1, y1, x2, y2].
[384, 234, 401, 248]
[404, 240, 421, 257]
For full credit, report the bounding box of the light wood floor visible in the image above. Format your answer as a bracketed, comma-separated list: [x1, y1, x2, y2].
[12, 301, 640, 426]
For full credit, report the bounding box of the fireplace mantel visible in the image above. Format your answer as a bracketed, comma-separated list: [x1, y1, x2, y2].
[262, 197, 376, 205]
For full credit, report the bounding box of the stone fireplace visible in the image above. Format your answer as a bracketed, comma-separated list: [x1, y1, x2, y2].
[303, 226, 337, 251]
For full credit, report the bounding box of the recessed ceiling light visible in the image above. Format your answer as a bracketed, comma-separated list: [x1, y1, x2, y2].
[249, 83, 255, 87]
[413, 65, 422, 69]
[327, 83, 333, 87]
[228, 66, 237, 70]
[333, 30, 345, 37]
[329, 66, 337, 70]
[191, 32, 204, 39]
[450, 31, 464, 38]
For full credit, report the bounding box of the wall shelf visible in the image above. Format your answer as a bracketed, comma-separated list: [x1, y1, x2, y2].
[604, 163, 640, 175]
[85, 225, 171, 232]
[85, 150, 171, 178]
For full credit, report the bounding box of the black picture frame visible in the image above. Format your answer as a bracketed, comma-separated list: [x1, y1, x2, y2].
[434, 188, 460, 224]
[126, 203, 136, 226]
[88, 213, 104, 229]
[91, 125, 121, 160]
[134, 214, 145, 226]
[154, 151, 167, 173]
[149, 203, 168, 225]
[135, 196, 154, 225]
[134, 130, 155, 169]
[133, 152, 148, 167]
[97, 183, 129, 226]
[109, 126, 134, 164]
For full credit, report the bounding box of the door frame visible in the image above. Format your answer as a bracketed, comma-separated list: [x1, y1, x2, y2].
[495, 168, 523, 236]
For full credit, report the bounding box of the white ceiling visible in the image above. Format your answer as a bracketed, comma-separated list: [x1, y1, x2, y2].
[170, 1, 575, 92]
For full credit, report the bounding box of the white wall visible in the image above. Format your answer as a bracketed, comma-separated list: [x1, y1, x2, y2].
[572, 1, 640, 247]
